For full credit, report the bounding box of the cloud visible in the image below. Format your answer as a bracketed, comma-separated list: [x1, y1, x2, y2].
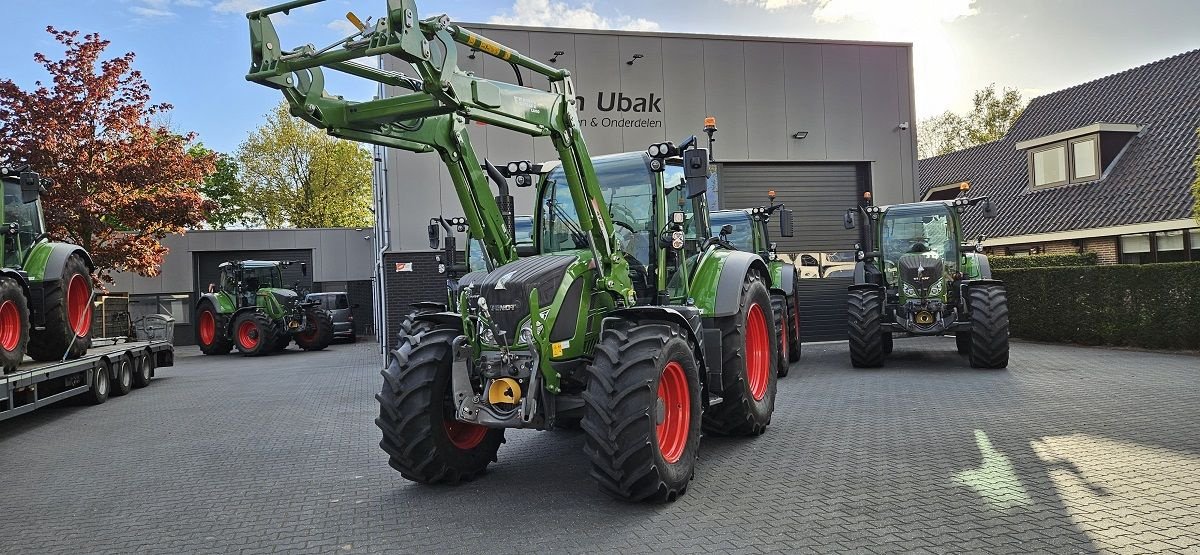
[726, 0, 808, 9]
[212, 0, 264, 14]
[328, 18, 361, 36]
[176, 0, 210, 6]
[489, 0, 661, 32]
[810, 0, 977, 24]
[130, 5, 175, 18]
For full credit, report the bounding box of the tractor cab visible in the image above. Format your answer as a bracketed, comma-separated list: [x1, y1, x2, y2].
[877, 202, 959, 300]
[217, 260, 294, 310]
[0, 167, 50, 268]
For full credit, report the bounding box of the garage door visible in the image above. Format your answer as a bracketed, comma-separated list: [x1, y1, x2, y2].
[193, 249, 314, 296]
[718, 162, 866, 342]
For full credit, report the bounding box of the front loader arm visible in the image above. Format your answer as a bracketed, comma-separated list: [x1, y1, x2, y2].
[245, 0, 617, 275]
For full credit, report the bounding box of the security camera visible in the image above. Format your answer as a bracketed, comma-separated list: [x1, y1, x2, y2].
[898, 122, 910, 131]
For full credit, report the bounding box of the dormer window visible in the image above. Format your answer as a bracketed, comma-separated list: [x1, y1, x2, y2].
[1017, 123, 1140, 189]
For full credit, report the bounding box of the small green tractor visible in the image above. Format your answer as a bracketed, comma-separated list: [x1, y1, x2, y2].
[247, 0, 780, 502]
[0, 165, 96, 372]
[194, 260, 333, 356]
[842, 191, 1008, 368]
[710, 191, 802, 375]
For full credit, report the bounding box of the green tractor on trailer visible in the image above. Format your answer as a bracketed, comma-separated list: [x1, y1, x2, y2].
[247, 0, 780, 501]
[0, 166, 96, 372]
[842, 191, 1009, 368]
[194, 260, 334, 356]
[710, 191, 802, 376]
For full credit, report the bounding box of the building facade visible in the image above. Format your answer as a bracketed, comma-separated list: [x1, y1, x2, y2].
[376, 24, 919, 344]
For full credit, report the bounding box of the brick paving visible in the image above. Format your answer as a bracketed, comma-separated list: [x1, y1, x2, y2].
[2, 337, 1198, 554]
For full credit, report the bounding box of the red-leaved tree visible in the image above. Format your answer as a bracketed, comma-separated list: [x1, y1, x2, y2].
[0, 27, 215, 283]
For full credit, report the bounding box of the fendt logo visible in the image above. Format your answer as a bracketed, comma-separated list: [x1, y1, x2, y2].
[575, 92, 663, 113]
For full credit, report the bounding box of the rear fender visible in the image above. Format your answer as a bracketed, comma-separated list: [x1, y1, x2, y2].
[692, 249, 769, 318]
[24, 242, 94, 283]
[196, 292, 236, 313]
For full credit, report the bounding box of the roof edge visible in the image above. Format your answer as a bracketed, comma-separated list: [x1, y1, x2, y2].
[1014, 122, 1143, 151]
[460, 21, 912, 49]
[984, 218, 1197, 246]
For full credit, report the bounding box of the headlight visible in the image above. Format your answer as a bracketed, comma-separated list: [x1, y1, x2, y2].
[902, 283, 916, 296]
[929, 279, 944, 296]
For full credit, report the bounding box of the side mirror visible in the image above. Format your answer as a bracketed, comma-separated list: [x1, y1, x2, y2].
[719, 224, 733, 238]
[981, 199, 997, 219]
[19, 171, 41, 203]
[778, 208, 795, 237]
[843, 209, 857, 230]
[208, 283, 216, 293]
[427, 222, 441, 249]
[683, 148, 708, 199]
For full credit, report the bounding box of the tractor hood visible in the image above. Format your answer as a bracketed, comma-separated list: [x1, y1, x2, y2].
[463, 253, 579, 346]
[896, 254, 945, 298]
[260, 287, 300, 309]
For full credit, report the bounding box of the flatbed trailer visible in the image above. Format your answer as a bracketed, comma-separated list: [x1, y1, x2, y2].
[0, 340, 174, 422]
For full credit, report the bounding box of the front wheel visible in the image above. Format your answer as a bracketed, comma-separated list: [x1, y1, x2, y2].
[955, 332, 971, 356]
[788, 282, 802, 362]
[968, 284, 1009, 369]
[703, 271, 777, 436]
[232, 312, 277, 356]
[582, 323, 701, 502]
[848, 288, 885, 368]
[771, 295, 790, 378]
[295, 307, 334, 351]
[0, 277, 30, 373]
[375, 326, 504, 484]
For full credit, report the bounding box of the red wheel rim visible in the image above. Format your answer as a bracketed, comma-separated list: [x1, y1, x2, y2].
[237, 320, 259, 349]
[199, 310, 216, 345]
[444, 419, 488, 450]
[745, 303, 769, 401]
[0, 300, 20, 352]
[66, 274, 92, 337]
[656, 360, 691, 464]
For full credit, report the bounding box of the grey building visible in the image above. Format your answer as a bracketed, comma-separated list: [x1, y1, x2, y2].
[106, 228, 376, 345]
[377, 24, 919, 342]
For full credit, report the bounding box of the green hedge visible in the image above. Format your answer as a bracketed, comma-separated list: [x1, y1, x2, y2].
[994, 262, 1200, 350]
[989, 253, 1097, 269]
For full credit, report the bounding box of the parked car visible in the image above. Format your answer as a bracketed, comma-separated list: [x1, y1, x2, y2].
[304, 292, 357, 342]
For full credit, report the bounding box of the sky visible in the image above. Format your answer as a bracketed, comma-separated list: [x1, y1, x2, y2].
[1, 0, 1198, 153]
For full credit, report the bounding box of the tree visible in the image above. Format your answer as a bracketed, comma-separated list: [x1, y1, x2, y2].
[236, 102, 373, 228]
[0, 28, 214, 282]
[190, 145, 249, 229]
[918, 84, 1027, 159]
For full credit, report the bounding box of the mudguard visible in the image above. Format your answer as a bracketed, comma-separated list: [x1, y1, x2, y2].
[962, 252, 993, 280]
[24, 242, 94, 283]
[411, 311, 463, 331]
[693, 249, 769, 318]
[769, 261, 796, 298]
[600, 305, 718, 395]
[0, 268, 31, 301]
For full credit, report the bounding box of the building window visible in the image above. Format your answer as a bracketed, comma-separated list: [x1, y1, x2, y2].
[1191, 229, 1200, 262]
[922, 181, 967, 201]
[1031, 144, 1068, 187]
[1119, 233, 1151, 264]
[1071, 137, 1098, 181]
[1157, 230, 1187, 263]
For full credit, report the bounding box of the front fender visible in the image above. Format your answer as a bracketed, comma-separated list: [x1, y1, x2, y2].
[411, 311, 463, 331]
[769, 260, 796, 297]
[691, 249, 770, 318]
[601, 305, 714, 394]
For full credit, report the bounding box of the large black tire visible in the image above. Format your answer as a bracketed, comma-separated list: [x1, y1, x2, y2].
[111, 354, 133, 397]
[882, 332, 894, 355]
[967, 284, 1010, 369]
[702, 271, 777, 436]
[375, 326, 504, 483]
[195, 299, 233, 355]
[232, 312, 278, 357]
[582, 323, 702, 502]
[955, 332, 971, 356]
[848, 288, 885, 368]
[28, 254, 92, 362]
[295, 307, 334, 351]
[788, 280, 802, 363]
[771, 295, 790, 378]
[87, 359, 111, 405]
[0, 277, 30, 373]
[133, 349, 154, 388]
[272, 333, 291, 352]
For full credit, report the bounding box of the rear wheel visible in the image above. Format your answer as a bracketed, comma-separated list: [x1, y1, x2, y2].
[375, 326, 504, 483]
[28, 254, 92, 361]
[111, 354, 133, 397]
[195, 300, 233, 355]
[295, 307, 334, 351]
[968, 284, 1009, 369]
[788, 281, 802, 362]
[703, 271, 777, 436]
[848, 288, 885, 368]
[0, 277, 30, 373]
[582, 323, 701, 502]
[232, 312, 277, 356]
[771, 295, 790, 378]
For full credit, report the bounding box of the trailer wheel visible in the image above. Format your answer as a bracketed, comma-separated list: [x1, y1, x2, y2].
[702, 271, 777, 436]
[0, 277, 30, 373]
[848, 288, 885, 368]
[28, 254, 92, 362]
[196, 300, 233, 355]
[788, 280, 802, 362]
[582, 322, 701, 502]
[375, 325, 504, 484]
[771, 295, 790, 378]
[133, 350, 154, 388]
[295, 307, 333, 351]
[967, 284, 1009, 369]
[88, 359, 111, 405]
[111, 354, 133, 396]
[232, 312, 277, 357]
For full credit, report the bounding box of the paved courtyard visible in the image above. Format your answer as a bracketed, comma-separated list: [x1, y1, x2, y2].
[2, 336, 1198, 554]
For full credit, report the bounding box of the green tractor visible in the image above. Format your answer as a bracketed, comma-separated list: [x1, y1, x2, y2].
[194, 260, 333, 356]
[0, 165, 96, 372]
[247, 0, 780, 502]
[710, 191, 802, 375]
[842, 191, 1008, 368]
